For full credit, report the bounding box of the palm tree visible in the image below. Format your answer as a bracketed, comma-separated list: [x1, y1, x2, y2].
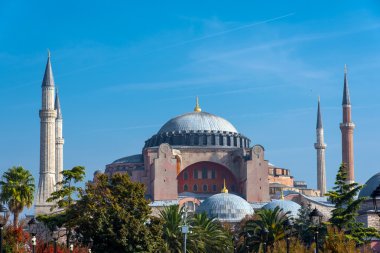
[191, 212, 233, 253]
[237, 206, 290, 252]
[0, 166, 35, 227]
[159, 205, 184, 252]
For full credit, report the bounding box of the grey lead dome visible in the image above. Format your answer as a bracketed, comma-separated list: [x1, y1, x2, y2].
[196, 193, 254, 223]
[158, 111, 238, 134]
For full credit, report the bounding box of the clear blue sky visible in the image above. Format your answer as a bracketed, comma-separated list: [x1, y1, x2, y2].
[1, 1, 380, 200]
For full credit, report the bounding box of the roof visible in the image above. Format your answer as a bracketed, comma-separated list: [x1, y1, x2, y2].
[42, 52, 55, 87]
[359, 172, 380, 198]
[196, 193, 254, 223]
[158, 111, 238, 134]
[112, 154, 143, 164]
[342, 64, 351, 105]
[316, 98, 323, 129]
[262, 200, 301, 218]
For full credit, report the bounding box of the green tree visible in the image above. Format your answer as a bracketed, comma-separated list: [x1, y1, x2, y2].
[47, 166, 85, 209]
[0, 166, 35, 227]
[159, 205, 232, 253]
[46, 165, 85, 247]
[191, 212, 233, 253]
[66, 173, 164, 253]
[294, 203, 314, 246]
[325, 164, 380, 245]
[237, 207, 289, 252]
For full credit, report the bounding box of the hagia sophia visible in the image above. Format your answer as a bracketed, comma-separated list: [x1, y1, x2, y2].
[35, 53, 380, 230]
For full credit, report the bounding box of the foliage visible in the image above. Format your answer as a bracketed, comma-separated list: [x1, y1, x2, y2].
[65, 173, 164, 253]
[3, 225, 30, 253]
[159, 205, 232, 253]
[0, 166, 35, 227]
[47, 166, 85, 210]
[325, 164, 380, 244]
[294, 203, 319, 246]
[323, 226, 372, 253]
[236, 206, 290, 252]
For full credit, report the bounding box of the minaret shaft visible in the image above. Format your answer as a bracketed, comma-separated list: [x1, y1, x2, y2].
[340, 65, 355, 183]
[55, 91, 64, 185]
[36, 55, 57, 214]
[314, 99, 326, 195]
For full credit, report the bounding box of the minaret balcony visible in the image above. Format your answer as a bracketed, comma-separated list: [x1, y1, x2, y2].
[314, 143, 326, 149]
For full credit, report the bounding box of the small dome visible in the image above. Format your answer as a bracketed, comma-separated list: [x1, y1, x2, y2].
[196, 193, 254, 222]
[93, 170, 103, 176]
[359, 172, 380, 198]
[262, 200, 301, 218]
[158, 111, 238, 134]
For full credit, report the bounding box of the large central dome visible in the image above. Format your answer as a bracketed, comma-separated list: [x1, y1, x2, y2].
[143, 98, 251, 148]
[158, 111, 238, 134]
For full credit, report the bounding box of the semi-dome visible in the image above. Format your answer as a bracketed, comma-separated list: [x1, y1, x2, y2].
[359, 172, 380, 198]
[262, 200, 301, 218]
[196, 192, 254, 222]
[158, 111, 238, 134]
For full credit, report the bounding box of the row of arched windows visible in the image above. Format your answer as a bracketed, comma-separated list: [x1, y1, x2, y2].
[183, 184, 218, 192]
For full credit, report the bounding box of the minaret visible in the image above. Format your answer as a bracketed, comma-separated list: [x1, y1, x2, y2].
[314, 97, 327, 195]
[35, 51, 57, 214]
[55, 90, 64, 186]
[340, 65, 355, 183]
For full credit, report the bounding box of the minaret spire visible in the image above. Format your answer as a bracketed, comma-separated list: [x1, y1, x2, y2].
[314, 97, 327, 195]
[342, 64, 351, 105]
[55, 89, 62, 119]
[42, 50, 54, 87]
[340, 64, 355, 183]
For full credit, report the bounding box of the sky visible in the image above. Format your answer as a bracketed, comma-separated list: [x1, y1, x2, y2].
[1, 1, 380, 209]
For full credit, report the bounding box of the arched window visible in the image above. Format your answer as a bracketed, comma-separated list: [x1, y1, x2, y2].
[203, 184, 208, 192]
[212, 184, 217, 192]
[184, 184, 188, 191]
[184, 171, 188, 180]
[193, 184, 198, 192]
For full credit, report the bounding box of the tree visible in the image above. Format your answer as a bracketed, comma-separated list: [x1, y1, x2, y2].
[325, 164, 380, 245]
[46, 165, 86, 247]
[66, 173, 164, 253]
[294, 203, 314, 246]
[159, 205, 232, 253]
[47, 166, 85, 210]
[0, 166, 35, 227]
[191, 212, 233, 253]
[237, 207, 290, 252]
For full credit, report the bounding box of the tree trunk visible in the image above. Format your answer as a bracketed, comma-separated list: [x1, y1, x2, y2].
[13, 211, 19, 228]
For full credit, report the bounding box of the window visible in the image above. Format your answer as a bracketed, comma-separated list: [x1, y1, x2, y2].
[184, 171, 188, 180]
[193, 184, 198, 192]
[184, 184, 188, 191]
[212, 184, 217, 192]
[203, 184, 208, 192]
[202, 168, 207, 179]
[194, 169, 198, 179]
[211, 169, 216, 179]
[231, 185, 235, 192]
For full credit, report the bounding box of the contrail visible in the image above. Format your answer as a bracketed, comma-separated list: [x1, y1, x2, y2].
[2, 12, 295, 90]
[153, 12, 295, 51]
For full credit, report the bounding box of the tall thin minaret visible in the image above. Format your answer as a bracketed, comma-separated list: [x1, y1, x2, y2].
[340, 64, 355, 183]
[55, 90, 64, 186]
[35, 51, 57, 214]
[314, 97, 326, 195]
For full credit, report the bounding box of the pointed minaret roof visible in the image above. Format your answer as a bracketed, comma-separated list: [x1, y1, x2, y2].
[42, 50, 55, 87]
[55, 89, 62, 119]
[316, 96, 323, 129]
[342, 64, 351, 105]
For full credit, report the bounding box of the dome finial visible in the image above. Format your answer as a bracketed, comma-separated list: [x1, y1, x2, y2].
[221, 179, 228, 193]
[194, 96, 201, 112]
[280, 190, 284, 200]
